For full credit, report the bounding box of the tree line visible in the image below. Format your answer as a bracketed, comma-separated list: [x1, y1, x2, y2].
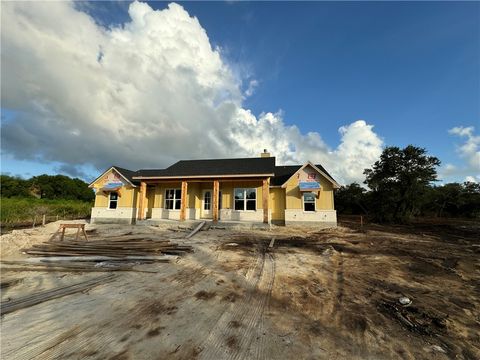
[1, 174, 95, 202]
[335, 145, 480, 222]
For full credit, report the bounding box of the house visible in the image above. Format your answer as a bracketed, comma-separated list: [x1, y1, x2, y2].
[88, 151, 340, 226]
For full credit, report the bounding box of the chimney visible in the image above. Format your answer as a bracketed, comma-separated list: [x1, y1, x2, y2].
[261, 149, 270, 158]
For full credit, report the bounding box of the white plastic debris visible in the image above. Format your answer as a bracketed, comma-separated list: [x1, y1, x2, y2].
[94, 261, 119, 268]
[399, 296, 412, 306]
[432, 345, 446, 353]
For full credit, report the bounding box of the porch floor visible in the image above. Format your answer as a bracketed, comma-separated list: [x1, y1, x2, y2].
[136, 218, 271, 230]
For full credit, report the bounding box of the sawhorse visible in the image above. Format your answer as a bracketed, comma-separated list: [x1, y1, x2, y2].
[51, 223, 88, 241]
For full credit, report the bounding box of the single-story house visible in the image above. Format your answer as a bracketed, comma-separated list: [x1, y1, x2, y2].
[88, 151, 340, 226]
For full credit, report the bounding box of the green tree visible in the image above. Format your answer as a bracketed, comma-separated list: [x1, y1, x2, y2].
[335, 183, 369, 215]
[0, 175, 32, 198]
[459, 182, 480, 218]
[364, 145, 440, 222]
[1, 174, 94, 202]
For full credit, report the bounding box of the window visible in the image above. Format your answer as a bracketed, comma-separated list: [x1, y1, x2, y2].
[204, 191, 211, 210]
[303, 192, 316, 212]
[165, 189, 181, 210]
[234, 188, 256, 211]
[109, 192, 118, 209]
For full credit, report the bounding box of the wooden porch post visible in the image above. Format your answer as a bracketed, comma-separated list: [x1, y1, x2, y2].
[138, 181, 147, 220]
[180, 180, 188, 221]
[262, 178, 269, 224]
[213, 180, 219, 222]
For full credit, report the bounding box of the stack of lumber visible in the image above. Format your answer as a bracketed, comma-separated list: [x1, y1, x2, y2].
[0, 234, 194, 273]
[23, 234, 193, 258]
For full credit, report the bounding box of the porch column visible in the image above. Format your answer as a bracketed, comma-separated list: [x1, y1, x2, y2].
[180, 180, 188, 221]
[213, 179, 219, 222]
[262, 178, 269, 224]
[138, 181, 147, 220]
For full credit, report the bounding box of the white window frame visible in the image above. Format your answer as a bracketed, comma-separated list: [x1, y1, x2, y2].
[203, 190, 212, 210]
[164, 188, 182, 210]
[303, 192, 316, 212]
[233, 188, 257, 212]
[108, 191, 119, 210]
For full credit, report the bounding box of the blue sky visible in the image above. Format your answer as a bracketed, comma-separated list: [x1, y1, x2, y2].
[1, 1, 479, 184]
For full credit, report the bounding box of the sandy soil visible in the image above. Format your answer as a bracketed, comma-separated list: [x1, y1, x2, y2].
[1, 219, 479, 359]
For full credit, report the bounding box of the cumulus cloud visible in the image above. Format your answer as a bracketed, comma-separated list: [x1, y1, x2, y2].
[244, 79, 258, 97]
[1, 1, 383, 184]
[446, 126, 480, 183]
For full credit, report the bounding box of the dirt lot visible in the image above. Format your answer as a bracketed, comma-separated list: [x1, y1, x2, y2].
[1, 219, 479, 359]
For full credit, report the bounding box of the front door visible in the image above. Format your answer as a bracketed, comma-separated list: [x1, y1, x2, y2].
[201, 190, 212, 218]
[201, 190, 222, 219]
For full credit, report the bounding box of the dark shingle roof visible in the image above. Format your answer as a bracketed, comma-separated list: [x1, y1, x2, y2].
[271, 165, 301, 186]
[135, 157, 276, 178]
[109, 158, 338, 187]
[112, 166, 138, 184]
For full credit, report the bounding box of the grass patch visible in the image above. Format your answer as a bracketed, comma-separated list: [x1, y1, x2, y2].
[1, 197, 93, 225]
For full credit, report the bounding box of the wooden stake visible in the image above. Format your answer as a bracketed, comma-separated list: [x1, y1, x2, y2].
[42, 214, 46, 226]
[269, 237, 275, 248]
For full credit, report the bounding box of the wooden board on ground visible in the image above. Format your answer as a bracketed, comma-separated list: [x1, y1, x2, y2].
[0, 274, 116, 315]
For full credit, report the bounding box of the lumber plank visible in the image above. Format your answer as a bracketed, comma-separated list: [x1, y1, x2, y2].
[0, 275, 116, 315]
[186, 221, 206, 239]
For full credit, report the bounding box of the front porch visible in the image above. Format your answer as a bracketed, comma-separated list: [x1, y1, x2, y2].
[136, 218, 271, 230]
[137, 177, 271, 224]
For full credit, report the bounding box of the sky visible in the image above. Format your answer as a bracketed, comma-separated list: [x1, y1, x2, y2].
[1, 1, 479, 185]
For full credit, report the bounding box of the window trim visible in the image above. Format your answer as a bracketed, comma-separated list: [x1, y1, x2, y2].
[108, 191, 119, 210]
[164, 188, 182, 211]
[233, 188, 257, 212]
[302, 192, 316, 212]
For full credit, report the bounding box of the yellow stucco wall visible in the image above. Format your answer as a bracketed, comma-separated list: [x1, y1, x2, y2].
[284, 165, 334, 210]
[269, 188, 285, 220]
[94, 186, 137, 208]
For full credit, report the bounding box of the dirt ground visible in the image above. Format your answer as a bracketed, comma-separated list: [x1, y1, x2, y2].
[1, 219, 479, 359]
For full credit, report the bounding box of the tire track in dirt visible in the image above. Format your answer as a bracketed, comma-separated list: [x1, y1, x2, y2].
[199, 244, 275, 360]
[198, 250, 265, 359]
[249, 252, 275, 360]
[173, 249, 266, 359]
[2, 266, 210, 360]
